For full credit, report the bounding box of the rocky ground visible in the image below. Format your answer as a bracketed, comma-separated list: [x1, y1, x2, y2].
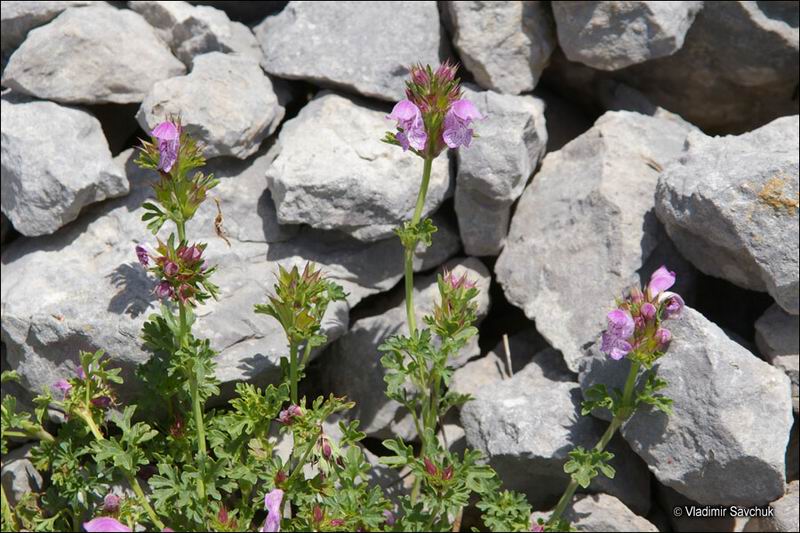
[1, 2, 798, 532]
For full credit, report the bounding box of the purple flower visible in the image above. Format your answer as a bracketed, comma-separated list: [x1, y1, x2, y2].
[443, 268, 477, 290]
[600, 309, 635, 360]
[163, 261, 179, 278]
[647, 266, 676, 297]
[320, 436, 332, 459]
[261, 488, 284, 532]
[83, 517, 131, 532]
[103, 493, 121, 513]
[92, 396, 112, 409]
[530, 521, 545, 533]
[658, 291, 684, 319]
[655, 328, 672, 347]
[151, 121, 180, 173]
[135, 244, 150, 267]
[442, 99, 483, 149]
[54, 378, 72, 396]
[387, 100, 427, 151]
[640, 302, 657, 321]
[178, 245, 202, 263]
[278, 404, 302, 425]
[154, 281, 174, 299]
[76, 366, 87, 380]
[383, 510, 396, 526]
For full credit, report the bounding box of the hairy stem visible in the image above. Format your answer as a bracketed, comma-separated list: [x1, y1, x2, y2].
[403, 156, 434, 335]
[289, 342, 299, 406]
[125, 472, 165, 530]
[548, 360, 641, 526]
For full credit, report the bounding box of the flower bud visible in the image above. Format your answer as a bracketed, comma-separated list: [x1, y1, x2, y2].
[313, 505, 324, 524]
[640, 302, 657, 321]
[441, 465, 454, 480]
[91, 396, 112, 409]
[630, 286, 644, 304]
[320, 436, 332, 459]
[424, 457, 438, 477]
[655, 328, 672, 348]
[274, 469, 288, 485]
[278, 404, 302, 425]
[154, 281, 174, 299]
[659, 291, 685, 319]
[53, 378, 72, 396]
[135, 244, 150, 267]
[151, 121, 180, 174]
[163, 261, 179, 278]
[103, 493, 121, 513]
[330, 518, 345, 527]
[383, 510, 396, 526]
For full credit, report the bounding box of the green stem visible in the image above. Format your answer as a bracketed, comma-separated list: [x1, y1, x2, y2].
[289, 342, 299, 406]
[403, 157, 434, 336]
[548, 360, 641, 527]
[78, 409, 104, 441]
[288, 434, 318, 484]
[300, 340, 313, 370]
[189, 373, 207, 504]
[1, 484, 16, 532]
[125, 472, 165, 530]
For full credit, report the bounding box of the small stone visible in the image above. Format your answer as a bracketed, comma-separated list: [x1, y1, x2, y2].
[461, 361, 651, 514]
[444, 1, 556, 94]
[319, 258, 491, 440]
[1, 96, 128, 236]
[579, 307, 794, 505]
[130, 1, 263, 67]
[496, 111, 694, 371]
[1, 444, 43, 506]
[552, 1, 703, 70]
[0, 0, 94, 53]
[454, 86, 547, 256]
[2, 5, 185, 104]
[266, 92, 452, 241]
[137, 52, 285, 160]
[656, 115, 800, 314]
[532, 493, 659, 532]
[255, 1, 443, 101]
[756, 304, 799, 413]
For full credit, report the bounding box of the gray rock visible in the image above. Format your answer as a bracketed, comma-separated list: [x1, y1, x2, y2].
[319, 258, 491, 440]
[1, 213, 10, 243]
[743, 481, 799, 532]
[454, 87, 547, 256]
[137, 52, 285, 160]
[656, 484, 738, 533]
[255, 1, 443, 101]
[656, 116, 800, 315]
[461, 361, 651, 514]
[129, 1, 263, 67]
[1, 443, 43, 506]
[1, 147, 457, 402]
[579, 307, 794, 505]
[532, 493, 658, 532]
[266, 92, 452, 241]
[552, 1, 703, 70]
[187, 1, 286, 24]
[444, 1, 555, 94]
[2, 5, 185, 104]
[496, 111, 694, 372]
[1, 96, 128, 237]
[0, 0, 94, 53]
[756, 304, 799, 413]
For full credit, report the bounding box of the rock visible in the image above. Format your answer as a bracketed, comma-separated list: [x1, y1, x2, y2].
[1, 147, 457, 402]
[1, 213, 10, 243]
[532, 493, 658, 532]
[187, 1, 287, 24]
[255, 1, 443, 101]
[1, 443, 43, 506]
[552, 1, 703, 70]
[743, 481, 799, 532]
[454, 86, 547, 256]
[443, 1, 555, 94]
[137, 52, 285, 160]
[496, 111, 694, 372]
[1, 96, 128, 237]
[0, 0, 94, 53]
[579, 307, 794, 505]
[656, 484, 738, 532]
[2, 5, 185, 104]
[319, 258, 491, 440]
[461, 361, 651, 514]
[655, 116, 800, 314]
[129, 1, 263, 67]
[756, 304, 800, 413]
[266, 92, 452, 241]
[534, 86, 594, 154]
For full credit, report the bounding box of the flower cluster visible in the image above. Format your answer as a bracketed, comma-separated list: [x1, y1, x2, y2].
[385, 61, 483, 156]
[424, 267, 480, 339]
[601, 266, 684, 365]
[136, 239, 217, 305]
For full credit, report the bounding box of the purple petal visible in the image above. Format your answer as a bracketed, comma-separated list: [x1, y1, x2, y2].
[647, 266, 676, 295]
[640, 302, 657, 321]
[156, 137, 179, 173]
[406, 125, 427, 151]
[262, 489, 284, 532]
[449, 99, 483, 123]
[151, 121, 179, 141]
[658, 291, 685, 318]
[442, 111, 473, 149]
[135, 244, 150, 267]
[606, 309, 635, 339]
[53, 378, 72, 395]
[395, 131, 411, 151]
[386, 100, 421, 125]
[83, 517, 132, 532]
[655, 328, 672, 345]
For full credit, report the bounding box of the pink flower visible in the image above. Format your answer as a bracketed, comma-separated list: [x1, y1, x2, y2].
[640, 302, 657, 321]
[76, 366, 87, 380]
[442, 99, 483, 149]
[103, 493, 121, 513]
[655, 328, 672, 348]
[261, 488, 284, 532]
[154, 281, 174, 299]
[647, 266, 676, 297]
[320, 436, 332, 459]
[530, 521, 545, 533]
[443, 268, 477, 290]
[178, 245, 202, 263]
[277, 404, 302, 425]
[163, 261, 179, 278]
[83, 517, 131, 532]
[383, 510, 396, 526]
[151, 121, 180, 173]
[600, 309, 635, 360]
[135, 244, 150, 267]
[53, 378, 72, 396]
[92, 396, 112, 409]
[387, 100, 427, 151]
[658, 291, 684, 318]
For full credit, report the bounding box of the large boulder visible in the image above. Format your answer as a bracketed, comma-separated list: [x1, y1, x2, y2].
[2, 5, 185, 104]
[656, 116, 799, 314]
[266, 92, 452, 241]
[552, 1, 703, 70]
[0, 0, 94, 54]
[0, 147, 457, 403]
[496, 111, 694, 371]
[255, 1, 443, 101]
[319, 258, 490, 440]
[755, 304, 799, 413]
[1, 96, 128, 236]
[532, 493, 659, 532]
[454, 86, 547, 256]
[461, 358, 652, 514]
[443, 1, 555, 94]
[137, 52, 285, 160]
[579, 307, 794, 505]
[743, 481, 800, 533]
[129, 1, 263, 67]
[0, 444, 42, 506]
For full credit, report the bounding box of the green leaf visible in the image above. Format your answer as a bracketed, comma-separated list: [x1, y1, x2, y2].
[563, 446, 615, 488]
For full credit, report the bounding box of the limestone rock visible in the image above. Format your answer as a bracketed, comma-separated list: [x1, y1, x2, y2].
[0, 0, 95, 53]
[532, 493, 658, 532]
[756, 304, 799, 413]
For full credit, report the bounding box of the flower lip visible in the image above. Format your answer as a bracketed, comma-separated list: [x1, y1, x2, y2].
[386, 99, 421, 123]
[83, 517, 132, 533]
[262, 488, 284, 532]
[151, 121, 179, 141]
[449, 99, 483, 122]
[648, 265, 676, 296]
